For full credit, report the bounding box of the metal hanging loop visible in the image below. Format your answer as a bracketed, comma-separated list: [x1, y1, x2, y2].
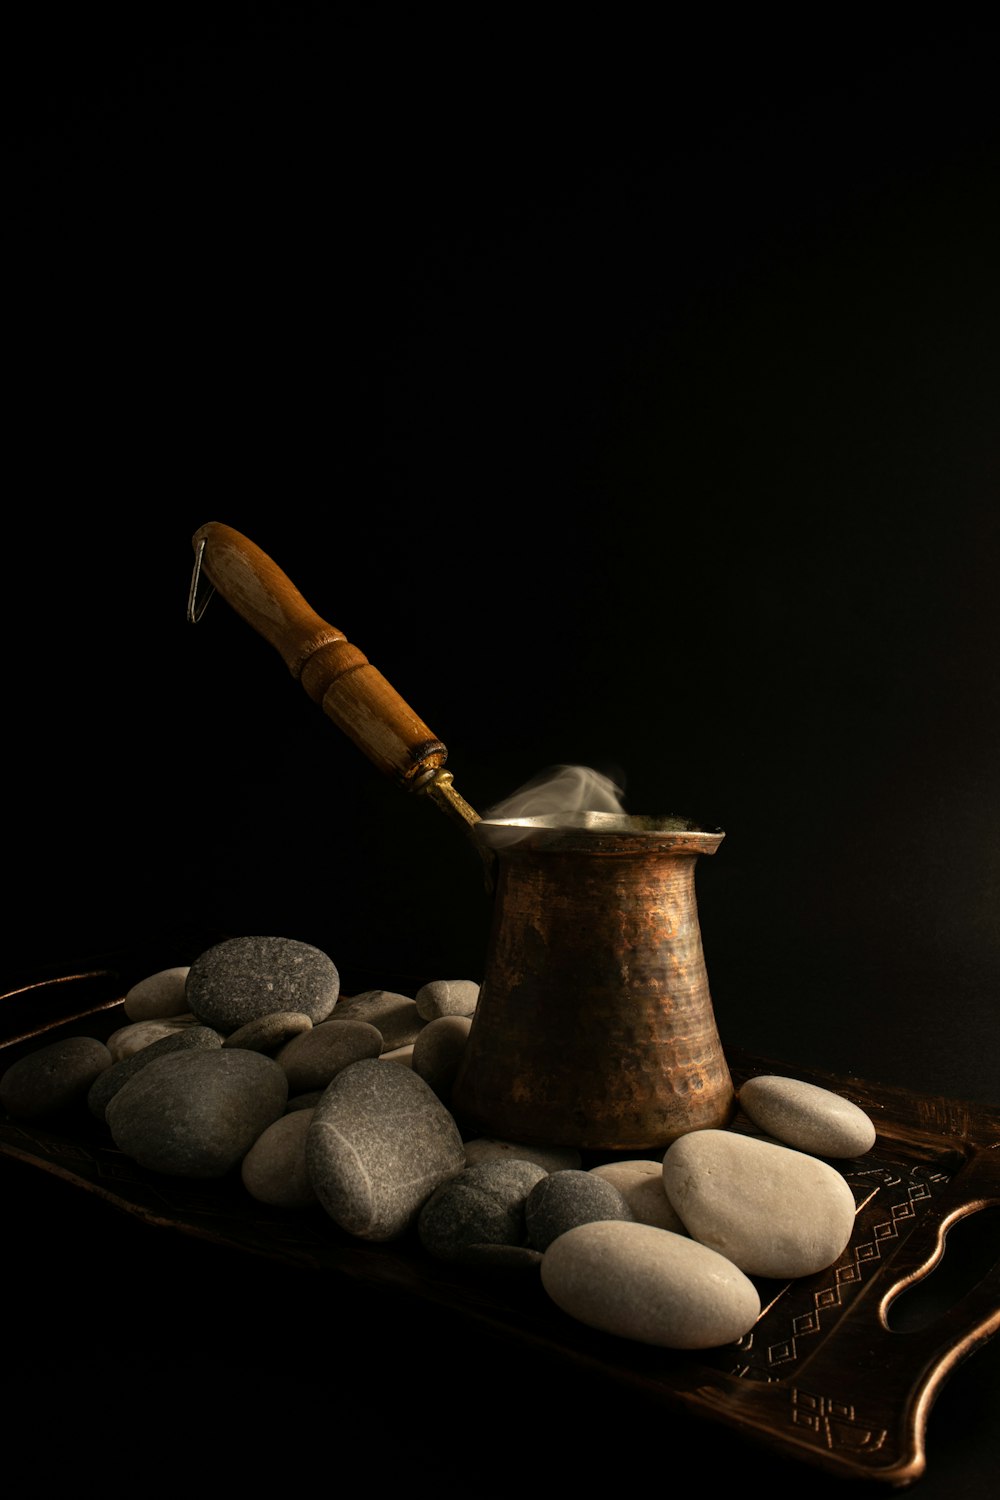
[186, 536, 216, 624]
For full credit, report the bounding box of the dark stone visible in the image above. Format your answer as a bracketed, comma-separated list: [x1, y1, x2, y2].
[418, 1158, 548, 1263]
[306, 1058, 465, 1241]
[185, 936, 340, 1032]
[88, 1025, 222, 1120]
[0, 1035, 112, 1119]
[105, 1048, 288, 1178]
[223, 1011, 314, 1053]
[525, 1169, 636, 1251]
[277, 1018, 383, 1092]
[330, 990, 424, 1049]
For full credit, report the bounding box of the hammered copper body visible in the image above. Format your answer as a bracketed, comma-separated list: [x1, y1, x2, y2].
[450, 813, 735, 1150]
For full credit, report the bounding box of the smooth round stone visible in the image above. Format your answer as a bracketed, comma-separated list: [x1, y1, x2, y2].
[662, 1129, 858, 1278]
[88, 1025, 223, 1119]
[306, 1058, 465, 1241]
[464, 1139, 583, 1172]
[738, 1074, 877, 1158]
[241, 1108, 318, 1207]
[123, 966, 191, 1021]
[541, 1220, 761, 1349]
[414, 979, 480, 1021]
[380, 1044, 414, 1066]
[224, 1011, 314, 1053]
[418, 1158, 548, 1263]
[589, 1159, 688, 1233]
[0, 1035, 112, 1118]
[525, 1169, 636, 1252]
[411, 1014, 472, 1100]
[106, 1015, 202, 1061]
[185, 936, 340, 1032]
[330, 991, 425, 1050]
[277, 1018, 383, 1092]
[106, 1049, 288, 1178]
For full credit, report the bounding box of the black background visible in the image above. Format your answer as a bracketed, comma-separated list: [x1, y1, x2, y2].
[4, 7, 999, 1491]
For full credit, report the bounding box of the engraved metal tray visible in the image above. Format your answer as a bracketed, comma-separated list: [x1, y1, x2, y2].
[1, 961, 998, 1488]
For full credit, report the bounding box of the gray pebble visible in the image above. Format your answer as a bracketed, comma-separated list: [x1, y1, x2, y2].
[662, 1129, 858, 1278]
[464, 1138, 583, 1172]
[0, 1035, 112, 1119]
[418, 1158, 548, 1263]
[414, 979, 480, 1020]
[306, 1059, 465, 1241]
[411, 1014, 472, 1100]
[241, 1108, 318, 1207]
[123, 967, 191, 1021]
[223, 1011, 315, 1053]
[589, 1159, 688, 1233]
[738, 1074, 877, 1158]
[88, 1025, 223, 1120]
[106, 1015, 202, 1061]
[277, 1018, 383, 1092]
[106, 1049, 288, 1178]
[525, 1168, 636, 1251]
[185, 936, 340, 1032]
[330, 990, 425, 1050]
[541, 1221, 761, 1349]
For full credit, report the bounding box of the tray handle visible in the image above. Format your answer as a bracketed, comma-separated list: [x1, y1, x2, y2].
[690, 1168, 1000, 1485]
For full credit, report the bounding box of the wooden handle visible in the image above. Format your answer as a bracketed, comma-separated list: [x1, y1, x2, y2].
[192, 521, 448, 788]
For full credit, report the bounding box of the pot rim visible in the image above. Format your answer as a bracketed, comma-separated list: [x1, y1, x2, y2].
[475, 812, 724, 854]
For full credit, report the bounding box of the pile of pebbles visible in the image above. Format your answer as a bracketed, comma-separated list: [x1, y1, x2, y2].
[0, 934, 878, 1352]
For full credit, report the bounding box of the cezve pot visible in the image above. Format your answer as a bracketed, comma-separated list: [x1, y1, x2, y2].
[188, 522, 735, 1150]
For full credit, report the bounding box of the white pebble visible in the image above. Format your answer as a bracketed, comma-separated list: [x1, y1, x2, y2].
[738, 1074, 877, 1158]
[414, 979, 480, 1020]
[541, 1220, 760, 1349]
[380, 1043, 415, 1067]
[107, 1015, 202, 1061]
[589, 1159, 687, 1233]
[124, 967, 191, 1021]
[411, 1014, 472, 1099]
[662, 1129, 857, 1279]
[241, 1108, 318, 1207]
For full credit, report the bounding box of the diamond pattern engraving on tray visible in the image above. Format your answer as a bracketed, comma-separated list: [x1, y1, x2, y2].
[790, 1388, 888, 1453]
[704, 1160, 953, 1382]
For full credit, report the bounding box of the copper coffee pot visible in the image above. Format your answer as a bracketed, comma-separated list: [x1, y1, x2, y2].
[188, 522, 735, 1149]
[453, 814, 733, 1148]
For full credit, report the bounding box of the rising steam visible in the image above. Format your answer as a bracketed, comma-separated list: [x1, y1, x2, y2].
[483, 764, 627, 823]
[479, 763, 695, 846]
